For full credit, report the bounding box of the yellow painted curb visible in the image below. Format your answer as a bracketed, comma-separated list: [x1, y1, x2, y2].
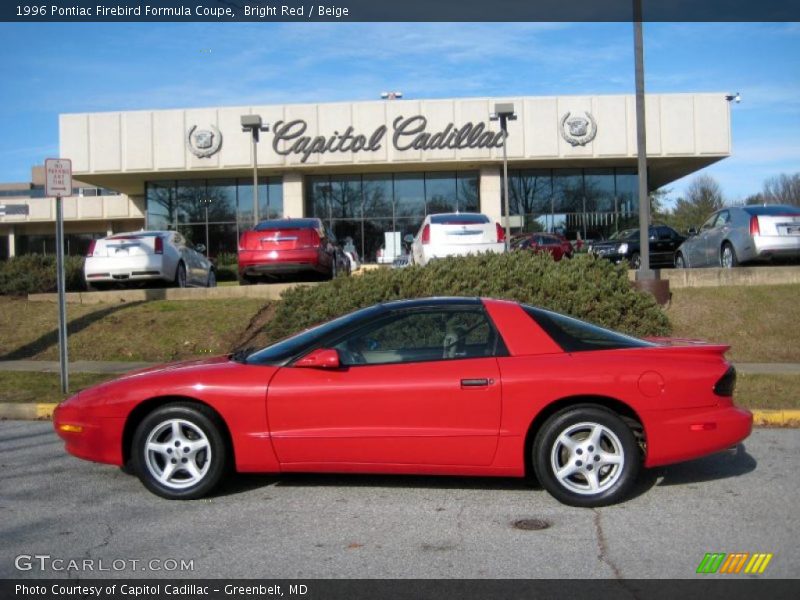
[35, 403, 58, 419]
[751, 409, 800, 427]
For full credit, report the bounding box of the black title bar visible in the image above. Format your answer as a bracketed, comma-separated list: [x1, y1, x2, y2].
[3, 0, 800, 22]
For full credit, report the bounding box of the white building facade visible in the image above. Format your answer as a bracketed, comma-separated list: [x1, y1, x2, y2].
[0, 93, 731, 261]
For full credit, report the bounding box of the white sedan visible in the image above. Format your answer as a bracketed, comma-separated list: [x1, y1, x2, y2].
[84, 231, 216, 290]
[410, 213, 506, 266]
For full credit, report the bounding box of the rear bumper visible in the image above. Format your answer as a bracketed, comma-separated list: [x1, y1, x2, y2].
[53, 402, 125, 466]
[84, 256, 170, 283]
[422, 242, 505, 262]
[752, 235, 800, 260]
[238, 249, 325, 276]
[644, 405, 753, 468]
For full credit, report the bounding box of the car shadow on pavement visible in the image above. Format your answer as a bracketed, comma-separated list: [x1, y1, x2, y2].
[649, 443, 757, 487]
[219, 473, 538, 497]
[0, 301, 145, 360]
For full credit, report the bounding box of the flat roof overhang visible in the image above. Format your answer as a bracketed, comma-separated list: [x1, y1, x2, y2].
[71, 155, 728, 197]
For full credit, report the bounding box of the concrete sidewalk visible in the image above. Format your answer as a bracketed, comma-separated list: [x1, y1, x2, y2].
[1, 359, 799, 375]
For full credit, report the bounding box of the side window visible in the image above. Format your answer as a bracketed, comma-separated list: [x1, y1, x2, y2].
[701, 213, 718, 231]
[332, 309, 500, 366]
[714, 211, 730, 228]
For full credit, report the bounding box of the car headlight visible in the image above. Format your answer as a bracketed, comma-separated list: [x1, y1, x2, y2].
[617, 243, 629, 254]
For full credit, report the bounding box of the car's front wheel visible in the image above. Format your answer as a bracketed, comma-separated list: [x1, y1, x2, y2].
[132, 403, 228, 500]
[533, 406, 640, 507]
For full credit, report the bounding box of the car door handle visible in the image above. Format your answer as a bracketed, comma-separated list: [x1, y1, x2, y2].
[460, 378, 491, 387]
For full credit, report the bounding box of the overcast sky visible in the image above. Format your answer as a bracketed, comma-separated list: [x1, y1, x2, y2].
[0, 22, 797, 205]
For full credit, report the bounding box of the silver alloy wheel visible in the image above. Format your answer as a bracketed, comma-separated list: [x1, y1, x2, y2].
[177, 264, 187, 287]
[675, 253, 685, 268]
[143, 419, 211, 490]
[207, 270, 216, 287]
[721, 245, 734, 268]
[549, 421, 625, 495]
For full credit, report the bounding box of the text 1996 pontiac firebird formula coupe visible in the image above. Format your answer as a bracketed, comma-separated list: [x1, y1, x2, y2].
[54, 297, 752, 507]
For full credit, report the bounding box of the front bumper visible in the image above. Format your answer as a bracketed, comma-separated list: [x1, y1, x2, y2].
[644, 405, 753, 468]
[53, 402, 125, 466]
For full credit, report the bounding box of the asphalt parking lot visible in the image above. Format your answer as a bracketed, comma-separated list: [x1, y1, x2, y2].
[0, 421, 797, 579]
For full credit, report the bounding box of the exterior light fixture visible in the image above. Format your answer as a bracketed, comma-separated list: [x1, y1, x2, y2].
[380, 91, 403, 100]
[725, 92, 741, 103]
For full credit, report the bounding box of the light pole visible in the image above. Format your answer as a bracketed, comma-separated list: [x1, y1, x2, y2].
[241, 115, 269, 225]
[200, 196, 213, 257]
[490, 102, 517, 250]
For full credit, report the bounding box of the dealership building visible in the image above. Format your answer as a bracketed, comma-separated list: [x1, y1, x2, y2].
[0, 93, 731, 262]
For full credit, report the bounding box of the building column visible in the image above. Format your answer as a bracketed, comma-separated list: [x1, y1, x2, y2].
[479, 167, 502, 223]
[8, 226, 15, 257]
[106, 221, 114, 236]
[283, 173, 304, 218]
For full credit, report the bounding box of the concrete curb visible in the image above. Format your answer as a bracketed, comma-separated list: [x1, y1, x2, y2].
[1, 403, 799, 428]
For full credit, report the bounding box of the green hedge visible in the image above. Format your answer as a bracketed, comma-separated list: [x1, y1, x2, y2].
[0, 254, 86, 296]
[261, 252, 670, 343]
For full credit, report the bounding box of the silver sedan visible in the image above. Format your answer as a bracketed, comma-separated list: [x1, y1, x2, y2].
[84, 230, 216, 290]
[675, 205, 800, 268]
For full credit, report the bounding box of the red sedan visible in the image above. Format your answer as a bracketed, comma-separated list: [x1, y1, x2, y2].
[54, 298, 752, 507]
[515, 233, 573, 261]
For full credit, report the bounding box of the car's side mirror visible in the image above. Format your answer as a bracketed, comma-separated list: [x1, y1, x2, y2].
[294, 348, 340, 369]
[403, 234, 415, 244]
[687, 228, 698, 236]
[195, 244, 206, 253]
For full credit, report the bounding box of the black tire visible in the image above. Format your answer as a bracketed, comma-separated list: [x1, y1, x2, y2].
[174, 262, 187, 288]
[532, 405, 640, 507]
[675, 252, 686, 269]
[238, 273, 254, 286]
[629, 253, 641, 269]
[721, 243, 738, 268]
[86, 282, 107, 292]
[329, 256, 338, 280]
[207, 269, 217, 288]
[131, 403, 229, 500]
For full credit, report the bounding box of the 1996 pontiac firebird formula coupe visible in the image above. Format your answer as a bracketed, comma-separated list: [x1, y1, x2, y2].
[54, 297, 752, 507]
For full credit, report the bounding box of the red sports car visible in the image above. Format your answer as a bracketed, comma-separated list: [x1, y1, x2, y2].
[54, 298, 752, 507]
[515, 233, 573, 261]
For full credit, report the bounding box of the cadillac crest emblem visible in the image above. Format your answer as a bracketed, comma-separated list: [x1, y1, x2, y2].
[560, 111, 597, 146]
[186, 124, 222, 158]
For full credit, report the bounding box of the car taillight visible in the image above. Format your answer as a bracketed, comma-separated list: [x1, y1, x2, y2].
[154, 236, 163, 254]
[713, 366, 736, 397]
[749, 216, 760, 236]
[86, 240, 96, 257]
[421, 224, 430, 245]
[496, 223, 505, 243]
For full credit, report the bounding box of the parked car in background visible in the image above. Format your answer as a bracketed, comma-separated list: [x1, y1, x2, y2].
[237, 218, 349, 284]
[410, 213, 506, 267]
[55, 297, 752, 507]
[589, 225, 685, 269]
[514, 232, 573, 261]
[84, 231, 215, 290]
[675, 205, 800, 268]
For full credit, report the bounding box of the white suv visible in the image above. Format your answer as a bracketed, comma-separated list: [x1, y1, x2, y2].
[410, 213, 506, 267]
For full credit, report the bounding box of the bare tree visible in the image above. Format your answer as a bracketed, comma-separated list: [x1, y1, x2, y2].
[762, 173, 800, 206]
[670, 174, 725, 233]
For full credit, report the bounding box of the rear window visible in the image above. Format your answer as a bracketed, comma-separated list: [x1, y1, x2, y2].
[110, 232, 162, 239]
[743, 205, 800, 216]
[523, 305, 655, 352]
[430, 214, 490, 225]
[255, 218, 320, 231]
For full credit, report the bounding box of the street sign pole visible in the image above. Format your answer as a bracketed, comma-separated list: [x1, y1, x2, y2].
[45, 158, 72, 395]
[55, 194, 68, 394]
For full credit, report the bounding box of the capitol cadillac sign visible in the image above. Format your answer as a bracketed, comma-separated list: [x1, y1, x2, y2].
[186, 112, 598, 161]
[187, 115, 507, 162]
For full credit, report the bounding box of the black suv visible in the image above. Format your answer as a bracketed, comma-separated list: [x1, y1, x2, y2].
[588, 225, 685, 268]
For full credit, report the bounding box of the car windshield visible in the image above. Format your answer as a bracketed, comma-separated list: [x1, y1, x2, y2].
[243, 305, 383, 365]
[430, 214, 489, 225]
[609, 229, 637, 240]
[255, 218, 319, 231]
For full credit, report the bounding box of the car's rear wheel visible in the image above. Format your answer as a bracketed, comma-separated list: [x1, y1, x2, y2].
[675, 252, 686, 269]
[721, 243, 738, 268]
[207, 269, 217, 288]
[174, 262, 187, 288]
[533, 406, 640, 507]
[132, 403, 228, 500]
